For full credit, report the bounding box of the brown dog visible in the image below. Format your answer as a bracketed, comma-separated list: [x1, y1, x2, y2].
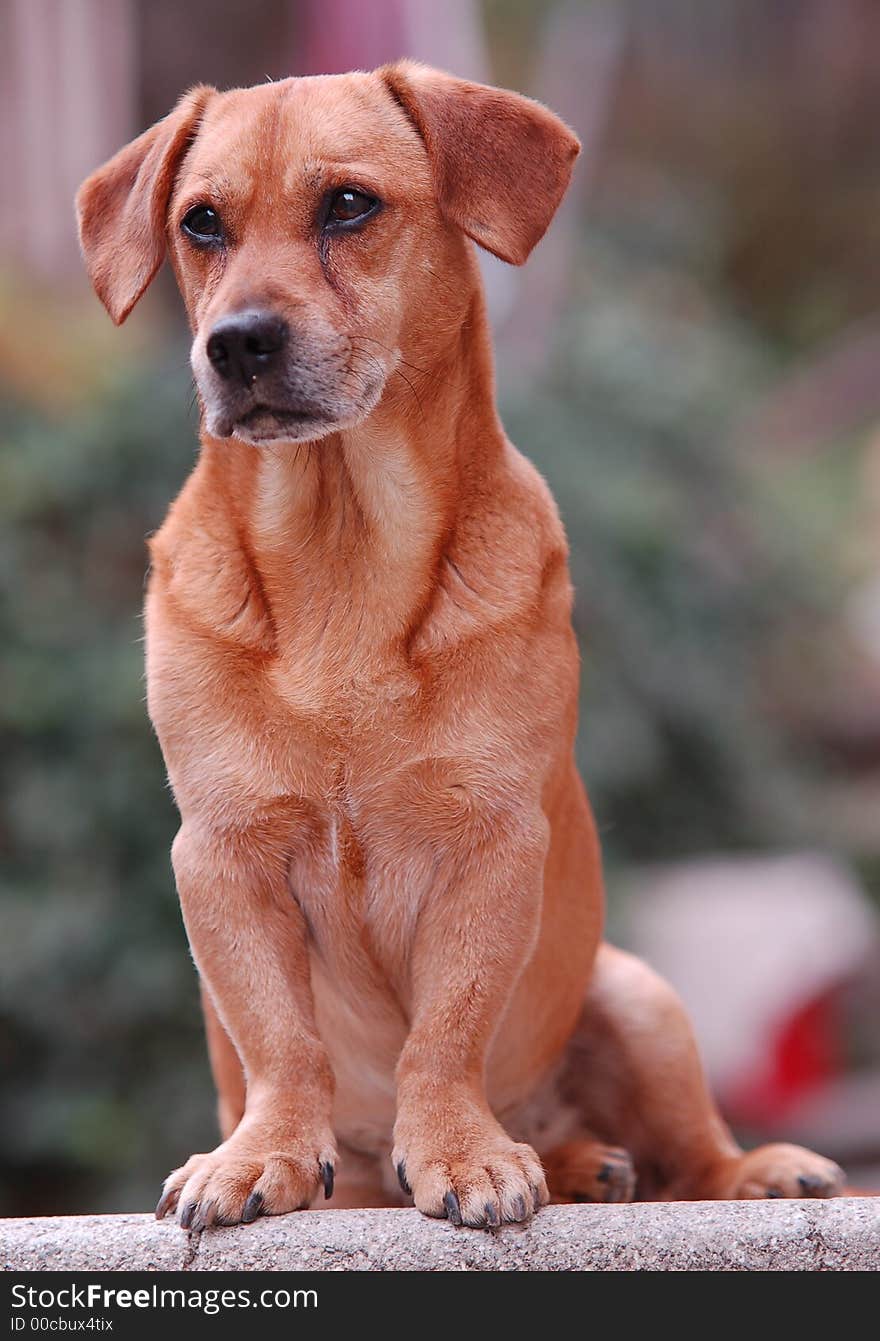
[76, 64, 844, 1229]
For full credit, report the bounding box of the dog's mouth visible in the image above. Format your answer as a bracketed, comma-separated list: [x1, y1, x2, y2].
[196, 330, 395, 447]
[226, 402, 332, 444]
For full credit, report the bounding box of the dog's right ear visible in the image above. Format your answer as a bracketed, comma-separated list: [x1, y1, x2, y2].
[75, 85, 214, 325]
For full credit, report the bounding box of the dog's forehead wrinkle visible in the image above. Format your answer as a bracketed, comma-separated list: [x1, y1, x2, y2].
[181, 170, 256, 205]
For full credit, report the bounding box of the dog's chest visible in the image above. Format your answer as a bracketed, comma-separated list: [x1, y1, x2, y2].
[287, 762, 435, 994]
[286, 774, 433, 1135]
[150, 571, 476, 986]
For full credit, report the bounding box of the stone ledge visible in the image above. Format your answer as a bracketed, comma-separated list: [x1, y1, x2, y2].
[2, 1199, 878, 1272]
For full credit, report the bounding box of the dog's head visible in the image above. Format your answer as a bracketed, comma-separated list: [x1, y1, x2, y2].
[76, 65, 579, 445]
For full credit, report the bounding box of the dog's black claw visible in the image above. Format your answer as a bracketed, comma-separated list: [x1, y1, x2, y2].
[155, 1188, 175, 1221]
[241, 1191, 264, 1223]
[484, 1202, 499, 1227]
[443, 1190, 463, 1226]
[396, 1161, 411, 1196]
[798, 1175, 825, 1196]
[596, 1163, 612, 1184]
[179, 1201, 198, 1230]
[513, 1194, 529, 1221]
[764, 1188, 783, 1199]
[321, 1161, 335, 1201]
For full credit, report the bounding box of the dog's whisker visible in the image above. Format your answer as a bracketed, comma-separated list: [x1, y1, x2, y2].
[392, 367, 426, 422]
[347, 345, 427, 422]
[352, 335, 435, 380]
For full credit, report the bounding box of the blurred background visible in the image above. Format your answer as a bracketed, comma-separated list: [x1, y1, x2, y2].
[2, 0, 879, 1216]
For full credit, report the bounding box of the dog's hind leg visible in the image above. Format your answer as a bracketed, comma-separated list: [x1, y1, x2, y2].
[544, 943, 844, 1201]
[200, 980, 246, 1140]
[542, 1137, 636, 1204]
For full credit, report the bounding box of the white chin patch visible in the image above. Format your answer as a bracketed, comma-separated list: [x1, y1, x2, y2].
[231, 414, 335, 446]
[202, 404, 332, 445]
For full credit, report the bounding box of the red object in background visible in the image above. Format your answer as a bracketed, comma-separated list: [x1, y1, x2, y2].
[625, 854, 877, 1140]
[726, 988, 843, 1126]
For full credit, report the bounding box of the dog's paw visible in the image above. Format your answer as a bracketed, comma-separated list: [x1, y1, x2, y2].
[543, 1139, 636, 1204]
[393, 1121, 549, 1228]
[717, 1143, 845, 1200]
[155, 1128, 337, 1229]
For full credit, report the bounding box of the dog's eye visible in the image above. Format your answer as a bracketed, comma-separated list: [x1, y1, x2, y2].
[327, 188, 378, 226]
[181, 205, 224, 245]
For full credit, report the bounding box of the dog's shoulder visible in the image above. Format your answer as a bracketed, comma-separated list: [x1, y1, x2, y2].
[408, 438, 573, 660]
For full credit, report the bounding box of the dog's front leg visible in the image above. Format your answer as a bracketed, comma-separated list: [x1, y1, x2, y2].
[155, 822, 336, 1229]
[393, 806, 550, 1228]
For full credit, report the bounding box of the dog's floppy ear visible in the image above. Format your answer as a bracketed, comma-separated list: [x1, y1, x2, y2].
[381, 61, 580, 266]
[75, 85, 214, 324]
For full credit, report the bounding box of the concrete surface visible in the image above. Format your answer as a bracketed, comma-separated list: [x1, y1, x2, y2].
[2, 1199, 878, 1271]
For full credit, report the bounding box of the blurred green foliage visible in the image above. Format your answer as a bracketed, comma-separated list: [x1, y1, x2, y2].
[504, 226, 859, 869]
[1, 363, 215, 1214]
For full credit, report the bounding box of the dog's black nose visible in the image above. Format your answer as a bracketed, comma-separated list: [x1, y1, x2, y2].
[206, 311, 289, 386]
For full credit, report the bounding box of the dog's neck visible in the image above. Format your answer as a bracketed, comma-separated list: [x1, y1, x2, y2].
[198, 286, 505, 657]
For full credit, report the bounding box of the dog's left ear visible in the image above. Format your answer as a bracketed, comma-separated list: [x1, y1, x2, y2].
[75, 85, 215, 324]
[381, 61, 580, 266]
